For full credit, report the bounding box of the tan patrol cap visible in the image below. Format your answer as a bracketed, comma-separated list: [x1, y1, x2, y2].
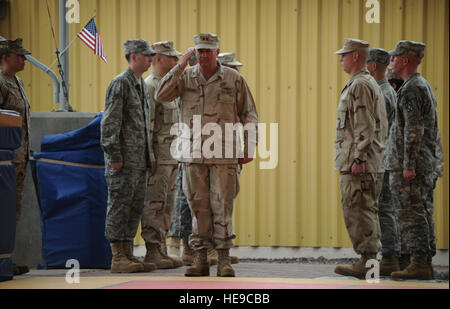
[218, 52, 243, 67]
[0, 38, 31, 56]
[335, 38, 369, 55]
[193, 33, 219, 50]
[151, 41, 182, 57]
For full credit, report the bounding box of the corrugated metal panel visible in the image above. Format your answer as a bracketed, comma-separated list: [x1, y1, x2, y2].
[1, 0, 448, 249]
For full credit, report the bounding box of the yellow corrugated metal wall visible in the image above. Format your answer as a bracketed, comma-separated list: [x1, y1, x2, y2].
[1, 0, 448, 249]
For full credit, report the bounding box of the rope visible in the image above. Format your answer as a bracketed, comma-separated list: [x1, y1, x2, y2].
[48, 10, 97, 70]
[30, 156, 104, 169]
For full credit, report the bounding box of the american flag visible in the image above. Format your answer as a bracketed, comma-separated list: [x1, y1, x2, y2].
[77, 18, 107, 63]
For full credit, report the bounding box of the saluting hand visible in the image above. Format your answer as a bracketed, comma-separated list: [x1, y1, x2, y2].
[179, 48, 196, 70]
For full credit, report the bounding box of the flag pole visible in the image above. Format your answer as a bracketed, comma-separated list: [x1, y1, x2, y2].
[48, 9, 97, 69]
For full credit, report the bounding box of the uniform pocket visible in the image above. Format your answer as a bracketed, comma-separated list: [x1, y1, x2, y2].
[336, 110, 347, 129]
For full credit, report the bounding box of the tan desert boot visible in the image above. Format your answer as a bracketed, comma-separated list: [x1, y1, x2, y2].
[379, 255, 400, 276]
[391, 256, 433, 280]
[217, 249, 235, 277]
[334, 253, 377, 279]
[185, 249, 210, 277]
[144, 242, 174, 269]
[110, 242, 144, 273]
[122, 241, 156, 272]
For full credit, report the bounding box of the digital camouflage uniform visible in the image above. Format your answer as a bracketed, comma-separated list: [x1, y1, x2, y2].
[141, 68, 180, 245]
[156, 36, 258, 251]
[101, 65, 155, 243]
[368, 48, 401, 258]
[377, 76, 401, 257]
[0, 39, 31, 223]
[386, 54, 442, 258]
[334, 40, 388, 256]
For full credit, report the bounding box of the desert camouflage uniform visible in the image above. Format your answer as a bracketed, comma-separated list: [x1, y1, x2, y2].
[101, 67, 154, 242]
[156, 62, 258, 250]
[386, 72, 441, 257]
[0, 69, 30, 223]
[141, 71, 179, 244]
[334, 68, 388, 255]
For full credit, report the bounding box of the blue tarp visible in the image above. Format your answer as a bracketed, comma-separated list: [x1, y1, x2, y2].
[32, 112, 112, 269]
[0, 150, 16, 282]
[0, 110, 21, 282]
[40, 113, 102, 152]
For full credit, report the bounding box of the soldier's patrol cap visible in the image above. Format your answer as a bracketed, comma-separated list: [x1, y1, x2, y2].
[0, 38, 31, 56]
[335, 38, 370, 55]
[367, 48, 390, 66]
[123, 39, 156, 56]
[389, 40, 425, 59]
[151, 41, 182, 57]
[193, 33, 219, 50]
[218, 52, 243, 67]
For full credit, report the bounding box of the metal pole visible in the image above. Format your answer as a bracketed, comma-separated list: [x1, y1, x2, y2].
[59, 0, 70, 111]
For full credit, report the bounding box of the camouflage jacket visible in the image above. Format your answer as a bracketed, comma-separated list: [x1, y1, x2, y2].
[385, 73, 441, 174]
[155, 62, 258, 164]
[378, 77, 397, 170]
[145, 71, 179, 164]
[0, 69, 30, 163]
[101, 67, 154, 171]
[334, 68, 388, 173]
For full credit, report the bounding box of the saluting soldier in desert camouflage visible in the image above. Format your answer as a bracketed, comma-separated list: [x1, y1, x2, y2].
[156, 33, 258, 277]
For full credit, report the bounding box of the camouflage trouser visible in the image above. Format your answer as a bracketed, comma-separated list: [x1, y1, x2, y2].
[389, 171, 435, 256]
[340, 173, 381, 254]
[183, 163, 240, 250]
[105, 168, 147, 242]
[141, 164, 178, 244]
[377, 172, 401, 257]
[168, 165, 192, 243]
[426, 176, 438, 256]
[13, 161, 28, 224]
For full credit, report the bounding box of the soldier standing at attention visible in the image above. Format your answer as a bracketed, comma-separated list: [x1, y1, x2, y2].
[141, 41, 183, 269]
[366, 48, 400, 276]
[101, 39, 157, 273]
[0, 38, 31, 276]
[156, 33, 258, 277]
[386, 41, 443, 280]
[333, 39, 388, 279]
